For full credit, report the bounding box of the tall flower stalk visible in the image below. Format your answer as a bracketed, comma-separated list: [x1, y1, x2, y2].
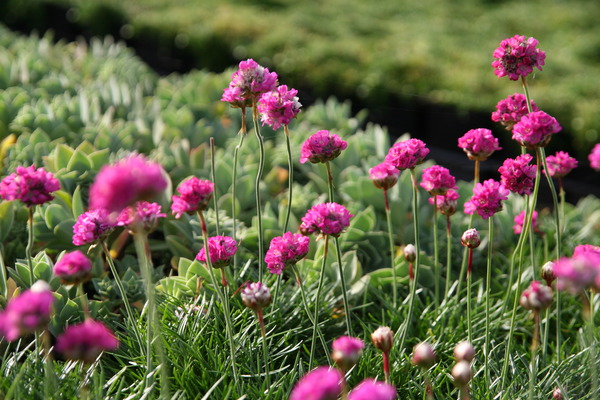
[241, 282, 272, 389]
[461, 229, 481, 343]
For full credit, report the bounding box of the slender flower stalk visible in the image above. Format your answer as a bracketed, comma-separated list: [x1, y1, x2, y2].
[411, 342, 436, 400]
[252, 99, 266, 278]
[231, 131, 246, 273]
[26, 207, 35, 285]
[371, 326, 394, 384]
[384, 190, 397, 307]
[241, 282, 272, 388]
[283, 125, 294, 233]
[583, 293, 598, 400]
[309, 234, 330, 368]
[210, 138, 220, 236]
[484, 218, 494, 389]
[461, 229, 480, 343]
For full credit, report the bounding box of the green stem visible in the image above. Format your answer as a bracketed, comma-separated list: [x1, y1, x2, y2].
[444, 215, 452, 301]
[433, 197, 439, 308]
[77, 282, 90, 319]
[257, 309, 271, 389]
[252, 100, 265, 279]
[210, 137, 220, 236]
[467, 249, 473, 344]
[584, 293, 598, 400]
[325, 161, 335, 203]
[310, 235, 330, 368]
[384, 190, 397, 308]
[231, 129, 246, 276]
[521, 76, 534, 114]
[0, 247, 8, 298]
[484, 217, 494, 389]
[529, 311, 540, 400]
[333, 235, 352, 336]
[26, 206, 35, 286]
[283, 125, 294, 234]
[455, 163, 478, 299]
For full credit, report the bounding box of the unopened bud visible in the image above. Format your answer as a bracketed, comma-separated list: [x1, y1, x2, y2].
[331, 336, 364, 371]
[30, 280, 51, 293]
[520, 281, 552, 311]
[541, 261, 556, 287]
[454, 341, 475, 362]
[411, 342, 436, 369]
[371, 326, 394, 353]
[553, 388, 563, 400]
[461, 228, 481, 249]
[404, 244, 416, 262]
[241, 282, 271, 311]
[452, 360, 472, 387]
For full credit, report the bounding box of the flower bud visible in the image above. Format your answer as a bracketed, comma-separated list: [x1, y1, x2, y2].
[411, 342, 436, 369]
[403, 244, 416, 263]
[541, 261, 556, 287]
[452, 360, 472, 387]
[453, 341, 475, 362]
[331, 336, 364, 371]
[241, 282, 271, 311]
[371, 326, 394, 353]
[520, 281, 552, 311]
[553, 388, 563, 400]
[461, 228, 481, 249]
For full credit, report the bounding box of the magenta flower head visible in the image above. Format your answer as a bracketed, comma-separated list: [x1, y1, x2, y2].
[196, 235, 237, 268]
[0, 281, 54, 342]
[464, 179, 509, 220]
[221, 58, 278, 107]
[498, 153, 537, 195]
[241, 282, 272, 311]
[420, 165, 456, 195]
[429, 189, 460, 216]
[257, 85, 302, 130]
[589, 143, 600, 171]
[491, 93, 539, 130]
[513, 210, 539, 235]
[118, 201, 166, 233]
[553, 250, 600, 294]
[492, 35, 546, 80]
[89, 154, 167, 215]
[520, 280, 553, 311]
[289, 366, 342, 400]
[0, 165, 60, 207]
[512, 111, 561, 149]
[331, 335, 364, 371]
[385, 138, 429, 170]
[171, 177, 214, 218]
[457, 128, 502, 161]
[369, 162, 400, 191]
[348, 379, 396, 400]
[55, 319, 119, 364]
[72, 208, 115, 246]
[299, 130, 348, 164]
[545, 151, 578, 178]
[299, 202, 353, 237]
[53, 250, 92, 285]
[265, 232, 310, 275]
[411, 342, 436, 369]
[461, 228, 481, 249]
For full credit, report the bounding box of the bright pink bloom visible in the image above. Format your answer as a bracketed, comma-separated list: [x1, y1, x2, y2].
[118, 201, 166, 232]
[573, 244, 600, 259]
[240, 282, 271, 311]
[299, 130, 348, 164]
[289, 366, 342, 400]
[491, 93, 539, 130]
[513, 210, 539, 235]
[72, 208, 115, 246]
[299, 202, 353, 237]
[55, 319, 119, 364]
[512, 111, 561, 149]
[588, 143, 600, 171]
[331, 336, 364, 370]
[196, 235, 238, 268]
[171, 177, 214, 218]
[457, 128, 502, 161]
[0, 281, 54, 342]
[428, 189, 460, 216]
[369, 162, 400, 190]
[0, 165, 60, 207]
[520, 280, 553, 311]
[257, 85, 301, 130]
[385, 138, 429, 170]
[545, 151, 578, 178]
[553, 249, 600, 294]
[89, 155, 167, 214]
[348, 379, 396, 400]
[420, 165, 456, 195]
[53, 250, 92, 285]
[464, 179, 509, 220]
[265, 232, 310, 275]
[221, 59, 278, 107]
[498, 153, 537, 195]
[492, 35, 546, 80]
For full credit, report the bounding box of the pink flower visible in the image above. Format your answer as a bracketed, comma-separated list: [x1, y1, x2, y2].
[89, 155, 167, 214]
[464, 179, 509, 220]
[498, 153, 537, 195]
[299, 130, 348, 164]
[513, 210, 539, 235]
[385, 138, 429, 170]
[118, 201, 166, 232]
[348, 379, 396, 400]
[257, 85, 302, 130]
[0, 165, 60, 207]
[221, 59, 278, 107]
[55, 319, 119, 364]
[457, 128, 502, 161]
[520, 280, 553, 311]
[331, 335, 364, 371]
[240, 282, 272, 311]
[512, 111, 561, 149]
[461, 228, 481, 249]
[545, 151, 578, 178]
[492, 35, 546, 81]
[588, 143, 600, 171]
[420, 165, 456, 195]
[0, 281, 54, 342]
[573, 244, 600, 259]
[265, 232, 310, 275]
[53, 250, 92, 285]
[299, 202, 353, 237]
[428, 189, 460, 216]
[72, 208, 115, 246]
[196, 235, 238, 268]
[553, 249, 600, 294]
[369, 162, 400, 190]
[491, 93, 539, 130]
[171, 177, 214, 218]
[289, 366, 342, 400]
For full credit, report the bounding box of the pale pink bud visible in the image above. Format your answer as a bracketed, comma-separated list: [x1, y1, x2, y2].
[461, 229, 481, 249]
[403, 244, 416, 262]
[452, 360, 472, 387]
[371, 326, 394, 353]
[454, 341, 475, 362]
[411, 342, 436, 369]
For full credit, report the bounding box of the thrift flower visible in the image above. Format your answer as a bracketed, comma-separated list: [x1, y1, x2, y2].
[520, 280, 552, 311]
[72, 208, 115, 246]
[55, 319, 119, 364]
[428, 189, 459, 216]
[0, 165, 60, 207]
[240, 282, 272, 311]
[299, 130, 347, 164]
[171, 177, 214, 218]
[348, 379, 396, 400]
[492, 35, 546, 80]
[457, 128, 502, 161]
[491, 93, 539, 130]
[461, 228, 481, 249]
[541, 261, 556, 287]
[0, 281, 54, 342]
[464, 179, 509, 219]
[452, 361, 472, 388]
[53, 250, 92, 285]
[545, 151, 578, 178]
[553, 253, 600, 294]
[299, 202, 353, 237]
[513, 210, 539, 235]
[196, 235, 237, 268]
[257, 85, 301, 130]
[454, 341, 475, 362]
[512, 111, 561, 149]
[498, 153, 537, 195]
[289, 366, 342, 400]
[369, 162, 400, 190]
[371, 326, 394, 353]
[420, 165, 456, 195]
[411, 342, 436, 369]
[221, 58, 278, 107]
[589, 143, 600, 171]
[265, 232, 310, 275]
[118, 201, 166, 233]
[385, 138, 429, 170]
[89, 154, 167, 214]
[331, 335, 364, 371]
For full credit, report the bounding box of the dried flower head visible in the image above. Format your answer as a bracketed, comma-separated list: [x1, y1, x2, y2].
[257, 85, 301, 130]
[348, 379, 396, 400]
[196, 235, 238, 269]
[491, 93, 539, 130]
[458, 128, 502, 161]
[53, 250, 92, 285]
[545, 151, 578, 178]
[289, 366, 342, 400]
[464, 179, 509, 220]
[331, 335, 364, 371]
[72, 208, 115, 246]
[299, 202, 353, 237]
[371, 326, 394, 353]
[171, 177, 214, 218]
[241, 282, 272, 311]
[369, 162, 400, 191]
[385, 138, 429, 170]
[499, 154, 537, 195]
[492, 35, 546, 80]
[265, 232, 310, 275]
[299, 130, 348, 164]
[520, 280, 553, 311]
[428, 189, 460, 216]
[0, 165, 60, 207]
[512, 111, 561, 149]
[55, 319, 119, 364]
